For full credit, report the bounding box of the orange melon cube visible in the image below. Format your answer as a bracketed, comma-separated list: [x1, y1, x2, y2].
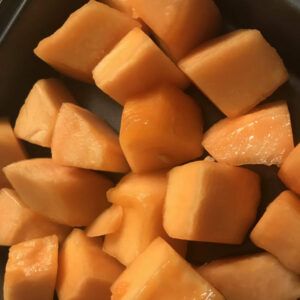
[4, 235, 58, 300]
[52, 103, 129, 173]
[179, 30, 288, 117]
[34, 1, 140, 83]
[3, 158, 113, 227]
[120, 85, 203, 173]
[92, 28, 189, 105]
[103, 0, 138, 18]
[251, 191, 300, 274]
[57, 229, 123, 300]
[164, 160, 261, 244]
[14, 79, 75, 148]
[202, 101, 294, 166]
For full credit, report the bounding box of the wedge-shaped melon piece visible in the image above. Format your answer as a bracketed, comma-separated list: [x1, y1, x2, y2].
[202, 101, 294, 166]
[130, 0, 222, 61]
[4, 235, 58, 300]
[179, 30, 288, 117]
[52, 103, 129, 173]
[251, 191, 300, 274]
[93, 28, 189, 104]
[57, 229, 123, 300]
[3, 158, 113, 226]
[197, 253, 300, 300]
[103, 0, 137, 18]
[34, 1, 140, 83]
[14, 79, 75, 148]
[164, 160, 261, 244]
[120, 85, 203, 173]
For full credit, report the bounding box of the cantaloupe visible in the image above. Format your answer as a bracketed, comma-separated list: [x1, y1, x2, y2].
[202, 101, 294, 166]
[4, 235, 58, 300]
[119, 85, 203, 173]
[52, 103, 129, 173]
[14, 79, 75, 148]
[34, 1, 140, 83]
[102, 0, 139, 19]
[251, 191, 300, 274]
[111, 237, 224, 300]
[3, 158, 113, 227]
[179, 30, 288, 117]
[92, 28, 189, 105]
[57, 229, 123, 300]
[164, 160, 261, 244]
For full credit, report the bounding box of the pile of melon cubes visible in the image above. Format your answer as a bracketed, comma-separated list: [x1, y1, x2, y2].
[1, 0, 300, 299]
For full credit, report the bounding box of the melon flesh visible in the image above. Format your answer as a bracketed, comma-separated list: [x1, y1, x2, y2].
[102, 0, 139, 19]
[14, 79, 75, 148]
[179, 30, 288, 117]
[52, 103, 129, 173]
[34, 0, 140, 83]
[3, 158, 113, 227]
[202, 101, 294, 166]
[4, 235, 58, 300]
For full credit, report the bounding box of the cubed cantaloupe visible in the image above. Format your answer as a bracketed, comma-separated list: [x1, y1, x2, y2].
[164, 160, 261, 244]
[34, 0, 140, 83]
[92, 28, 189, 104]
[57, 229, 123, 300]
[52, 103, 129, 173]
[179, 29, 288, 117]
[3, 158, 113, 227]
[102, 0, 138, 19]
[120, 85, 203, 173]
[14, 79, 75, 148]
[251, 190, 300, 274]
[4, 235, 58, 300]
[111, 237, 224, 300]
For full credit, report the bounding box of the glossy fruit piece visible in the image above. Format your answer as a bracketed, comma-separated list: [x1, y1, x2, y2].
[93, 28, 189, 105]
[4, 235, 58, 300]
[164, 160, 261, 244]
[179, 29, 288, 117]
[34, 1, 140, 83]
[120, 85, 203, 173]
[202, 101, 294, 166]
[52, 103, 129, 173]
[3, 158, 113, 227]
[14, 79, 75, 148]
[57, 229, 123, 300]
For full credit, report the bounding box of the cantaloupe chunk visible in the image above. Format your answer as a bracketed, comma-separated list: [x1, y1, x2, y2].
[119, 85, 203, 173]
[34, 1, 140, 83]
[129, 0, 222, 61]
[57, 229, 123, 300]
[197, 253, 300, 300]
[14, 79, 75, 148]
[4, 235, 58, 300]
[111, 237, 224, 300]
[92, 28, 189, 104]
[202, 101, 294, 166]
[164, 160, 261, 244]
[3, 158, 113, 227]
[251, 191, 300, 274]
[179, 30, 288, 117]
[103, 0, 138, 18]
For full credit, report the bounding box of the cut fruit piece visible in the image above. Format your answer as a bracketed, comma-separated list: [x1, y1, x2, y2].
[3, 158, 113, 227]
[164, 160, 261, 244]
[52, 103, 129, 173]
[57, 229, 123, 300]
[4, 235, 58, 300]
[14, 78, 75, 148]
[202, 101, 294, 166]
[86, 205, 123, 237]
[197, 253, 300, 300]
[34, 1, 140, 83]
[130, 0, 222, 61]
[103, 0, 138, 18]
[251, 190, 300, 274]
[179, 30, 288, 117]
[120, 85, 203, 173]
[111, 237, 224, 300]
[93, 28, 189, 105]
